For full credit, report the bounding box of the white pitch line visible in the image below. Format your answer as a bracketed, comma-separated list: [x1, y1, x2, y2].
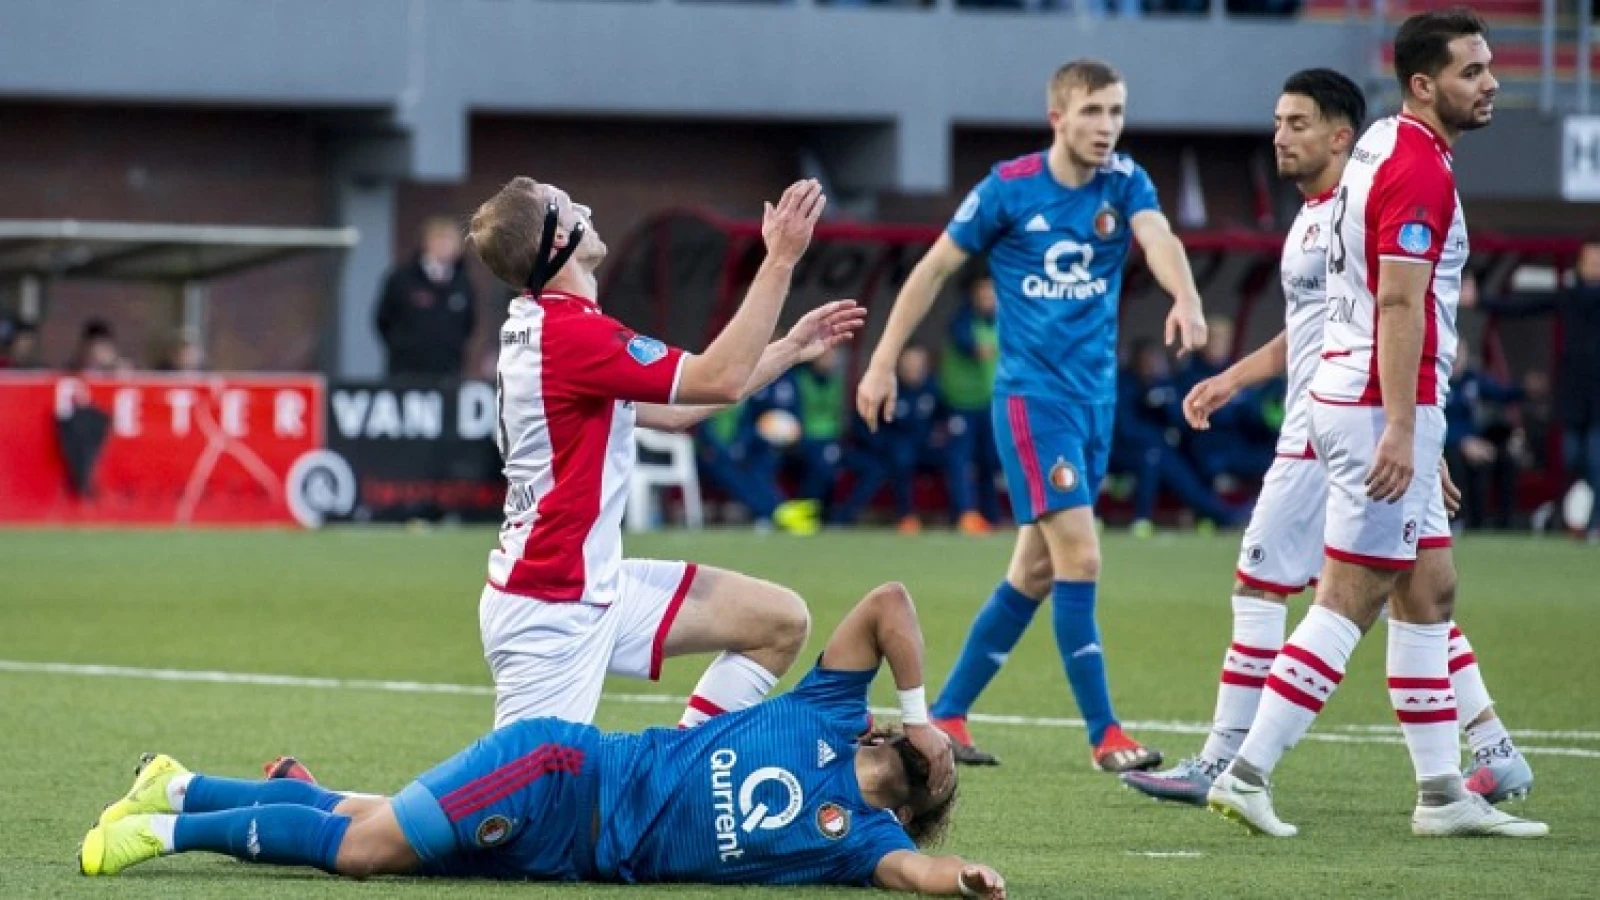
[1126, 851, 1204, 859]
[2, 659, 1597, 759]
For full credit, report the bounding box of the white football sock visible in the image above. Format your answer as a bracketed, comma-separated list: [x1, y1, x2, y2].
[1234, 605, 1360, 777]
[1388, 620, 1460, 780]
[678, 652, 779, 728]
[1201, 596, 1286, 768]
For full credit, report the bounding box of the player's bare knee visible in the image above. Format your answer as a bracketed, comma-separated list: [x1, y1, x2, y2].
[867, 581, 915, 615]
[1055, 548, 1101, 583]
[1008, 558, 1054, 599]
[761, 585, 810, 658]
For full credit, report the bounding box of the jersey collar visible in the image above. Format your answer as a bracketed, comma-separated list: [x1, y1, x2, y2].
[525, 288, 601, 312]
[1399, 111, 1453, 160]
[1303, 186, 1337, 207]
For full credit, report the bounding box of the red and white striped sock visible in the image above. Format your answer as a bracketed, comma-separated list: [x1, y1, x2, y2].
[1388, 620, 1460, 780]
[1200, 596, 1287, 768]
[1234, 605, 1361, 776]
[678, 652, 779, 728]
[1447, 623, 1493, 729]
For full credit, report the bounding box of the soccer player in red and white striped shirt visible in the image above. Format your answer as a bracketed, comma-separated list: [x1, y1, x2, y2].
[467, 177, 864, 732]
[1205, 10, 1546, 839]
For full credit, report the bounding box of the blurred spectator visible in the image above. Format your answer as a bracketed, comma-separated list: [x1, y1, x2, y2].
[695, 403, 784, 527]
[159, 330, 206, 373]
[1178, 315, 1275, 485]
[836, 347, 946, 531]
[376, 217, 478, 377]
[940, 272, 1002, 535]
[791, 347, 848, 513]
[1445, 339, 1524, 531]
[70, 319, 133, 375]
[1112, 339, 1244, 533]
[1479, 241, 1600, 540]
[1, 320, 42, 369]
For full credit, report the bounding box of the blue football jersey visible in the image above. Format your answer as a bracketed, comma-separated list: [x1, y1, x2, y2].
[593, 663, 916, 886]
[946, 150, 1161, 403]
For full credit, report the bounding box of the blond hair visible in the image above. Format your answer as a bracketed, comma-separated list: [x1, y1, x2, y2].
[1048, 60, 1122, 111]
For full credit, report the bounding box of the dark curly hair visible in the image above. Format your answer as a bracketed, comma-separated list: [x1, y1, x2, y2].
[861, 728, 958, 848]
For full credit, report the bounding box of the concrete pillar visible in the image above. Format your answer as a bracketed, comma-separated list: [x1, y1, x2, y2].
[332, 175, 397, 378]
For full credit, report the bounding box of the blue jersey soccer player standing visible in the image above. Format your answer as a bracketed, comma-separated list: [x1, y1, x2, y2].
[857, 60, 1209, 772]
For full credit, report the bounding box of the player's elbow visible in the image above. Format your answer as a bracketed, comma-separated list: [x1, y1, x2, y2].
[678, 359, 745, 405]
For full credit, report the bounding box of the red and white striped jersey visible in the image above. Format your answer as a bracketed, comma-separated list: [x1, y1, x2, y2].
[1276, 187, 1336, 458]
[487, 290, 685, 604]
[1311, 113, 1467, 408]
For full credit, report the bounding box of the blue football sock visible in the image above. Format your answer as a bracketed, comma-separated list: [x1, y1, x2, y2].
[931, 581, 1042, 720]
[1052, 580, 1118, 746]
[184, 775, 345, 813]
[173, 804, 350, 872]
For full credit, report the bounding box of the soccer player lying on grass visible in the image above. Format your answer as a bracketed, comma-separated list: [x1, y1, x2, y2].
[80, 583, 1007, 898]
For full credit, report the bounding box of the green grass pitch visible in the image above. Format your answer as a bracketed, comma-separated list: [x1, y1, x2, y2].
[1, 527, 1595, 899]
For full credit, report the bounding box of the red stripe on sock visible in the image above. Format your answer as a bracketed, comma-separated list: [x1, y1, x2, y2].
[1279, 643, 1344, 685]
[1395, 708, 1457, 724]
[1447, 652, 1477, 673]
[1221, 671, 1268, 688]
[1229, 642, 1278, 660]
[686, 694, 726, 719]
[1387, 676, 1452, 690]
[1448, 626, 1463, 640]
[1266, 674, 1326, 712]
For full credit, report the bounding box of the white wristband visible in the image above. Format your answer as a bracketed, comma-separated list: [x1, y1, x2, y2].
[897, 686, 929, 726]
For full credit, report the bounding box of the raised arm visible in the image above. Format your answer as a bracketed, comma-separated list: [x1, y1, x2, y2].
[637, 300, 865, 433]
[857, 235, 971, 430]
[1130, 210, 1207, 356]
[674, 180, 825, 405]
[873, 851, 1007, 899]
[1182, 330, 1288, 430]
[819, 582, 954, 796]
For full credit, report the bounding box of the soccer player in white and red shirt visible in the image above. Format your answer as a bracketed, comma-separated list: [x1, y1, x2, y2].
[1203, 12, 1545, 839]
[1121, 69, 1534, 811]
[466, 177, 868, 732]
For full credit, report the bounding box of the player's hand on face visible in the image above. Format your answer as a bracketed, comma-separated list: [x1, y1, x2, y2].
[1165, 301, 1207, 359]
[1182, 376, 1234, 430]
[762, 179, 827, 267]
[959, 864, 1006, 899]
[903, 722, 956, 799]
[1440, 457, 1463, 518]
[1366, 425, 1415, 503]
[855, 367, 898, 433]
[786, 300, 867, 362]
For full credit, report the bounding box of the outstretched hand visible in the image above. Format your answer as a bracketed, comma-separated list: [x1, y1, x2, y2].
[785, 300, 867, 363]
[762, 179, 827, 267]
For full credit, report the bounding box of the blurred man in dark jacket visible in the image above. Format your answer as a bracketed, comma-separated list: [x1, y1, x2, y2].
[376, 217, 478, 376]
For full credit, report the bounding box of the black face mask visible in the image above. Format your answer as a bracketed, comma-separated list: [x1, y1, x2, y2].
[526, 201, 586, 295]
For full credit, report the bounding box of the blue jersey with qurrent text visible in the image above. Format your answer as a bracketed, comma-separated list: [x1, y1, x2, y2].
[592, 663, 916, 886]
[946, 150, 1161, 403]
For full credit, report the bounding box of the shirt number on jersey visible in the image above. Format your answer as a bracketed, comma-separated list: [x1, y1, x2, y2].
[1328, 186, 1349, 277]
[494, 371, 509, 460]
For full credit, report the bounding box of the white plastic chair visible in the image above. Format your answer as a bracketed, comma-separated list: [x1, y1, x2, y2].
[627, 428, 704, 532]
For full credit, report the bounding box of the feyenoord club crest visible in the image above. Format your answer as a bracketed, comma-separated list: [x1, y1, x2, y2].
[816, 802, 851, 840]
[476, 815, 513, 848]
[1302, 223, 1320, 252]
[1093, 204, 1120, 239]
[1048, 457, 1080, 493]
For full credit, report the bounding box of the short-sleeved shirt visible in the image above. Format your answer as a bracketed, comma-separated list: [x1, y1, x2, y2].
[593, 661, 916, 886]
[488, 290, 687, 603]
[1311, 114, 1467, 408]
[1276, 187, 1336, 458]
[946, 151, 1161, 403]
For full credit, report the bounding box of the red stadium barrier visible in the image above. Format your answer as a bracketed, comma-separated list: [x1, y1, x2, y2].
[0, 373, 325, 526]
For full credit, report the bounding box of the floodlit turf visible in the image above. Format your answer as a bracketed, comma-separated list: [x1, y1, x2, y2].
[1, 527, 1596, 899]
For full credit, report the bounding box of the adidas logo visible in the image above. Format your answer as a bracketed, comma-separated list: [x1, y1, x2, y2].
[987, 651, 1010, 667]
[1071, 642, 1103, 659]
[1025, 214, 1051, 232]
[246, 819, 261, 859]
[817, 740, 837, 768]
